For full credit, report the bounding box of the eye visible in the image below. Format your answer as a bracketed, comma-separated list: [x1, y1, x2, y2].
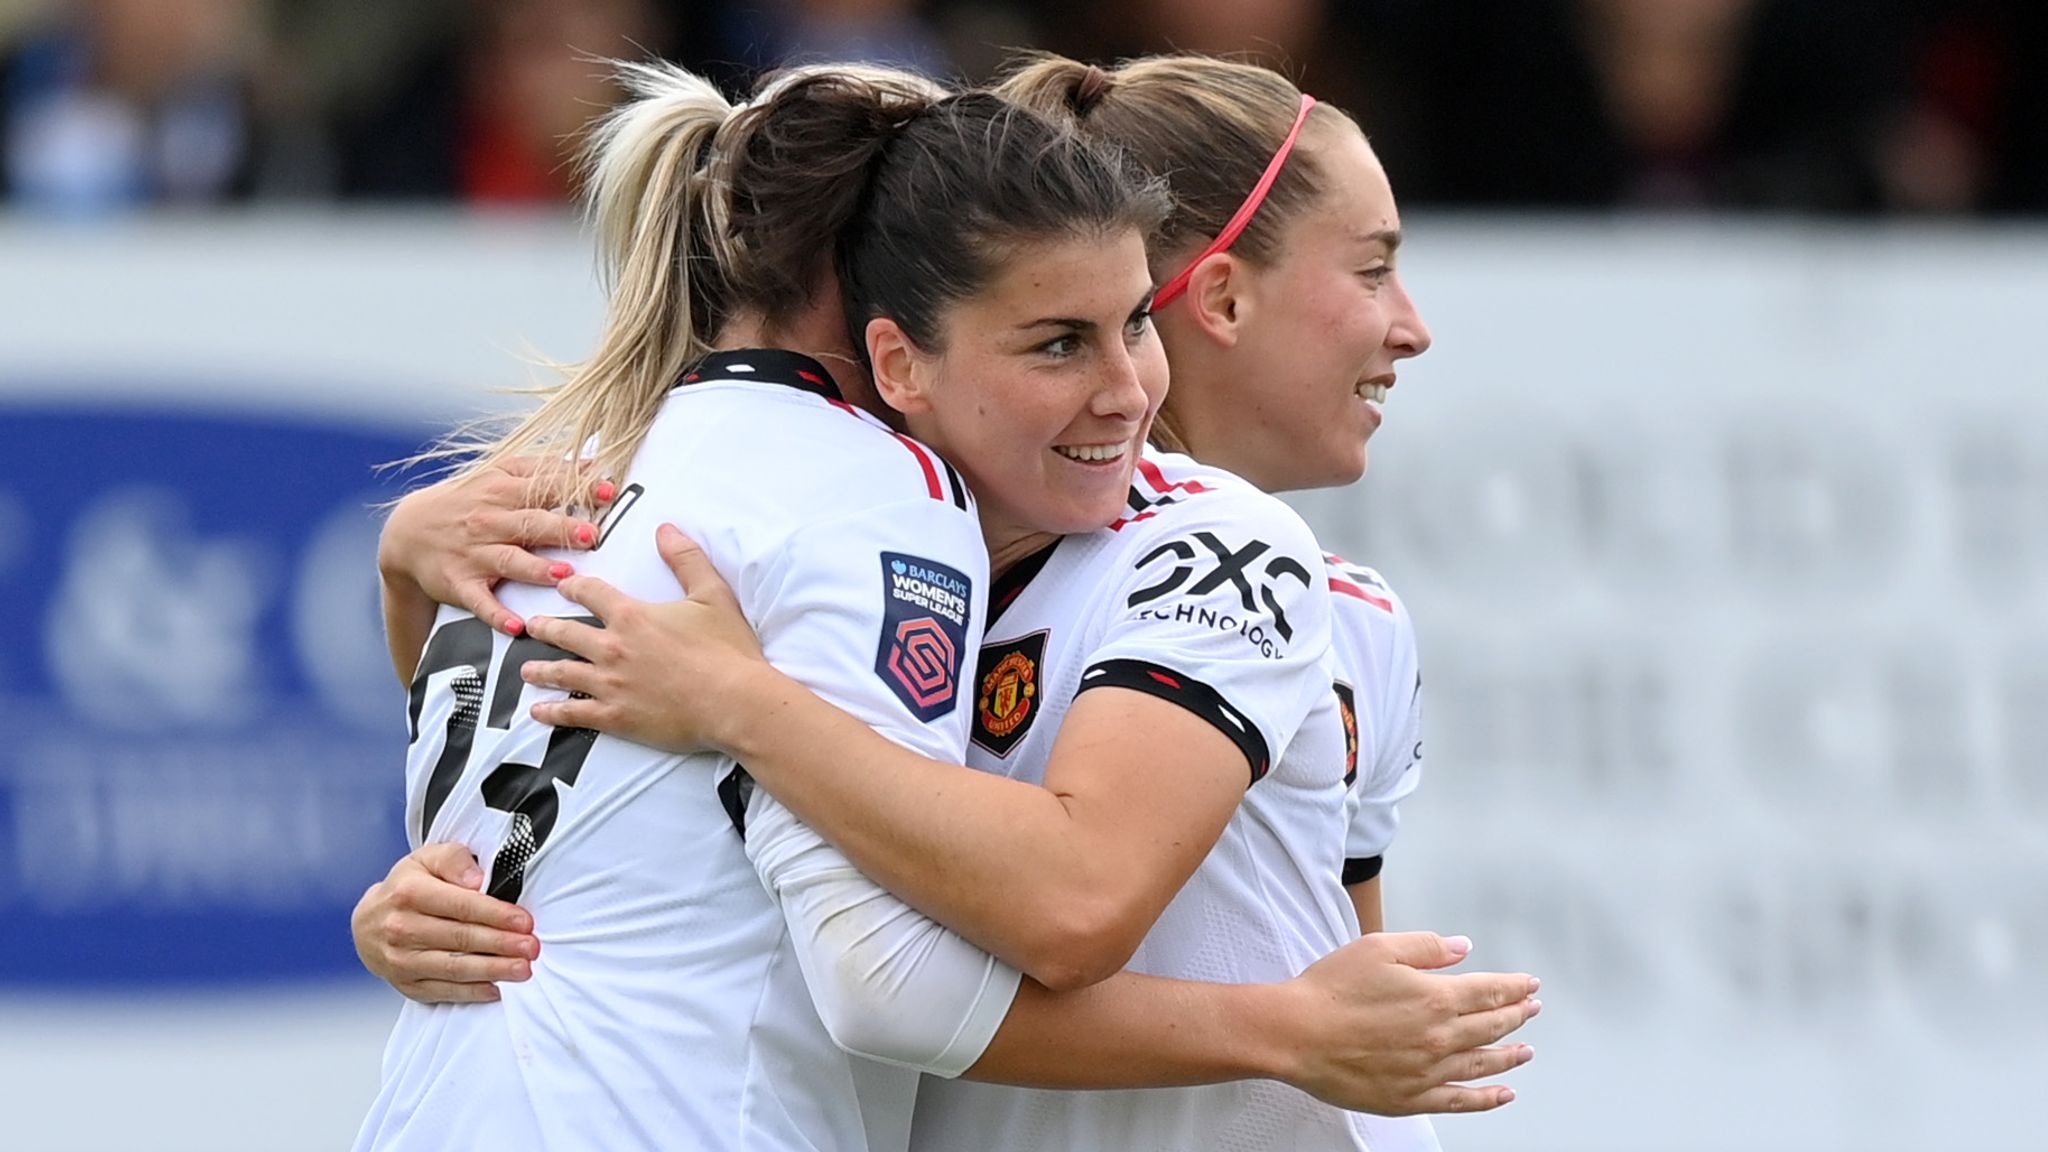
[1123, 309, 1153, 340]
[1359, 266, 1394, 287]
[1037, 334, 1081, 359]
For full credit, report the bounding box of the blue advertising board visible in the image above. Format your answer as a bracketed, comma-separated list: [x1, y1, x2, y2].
[0, 396, 429, 987]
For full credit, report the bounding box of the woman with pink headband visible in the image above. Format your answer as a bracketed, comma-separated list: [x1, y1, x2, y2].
[358, 54, 1538, 1151]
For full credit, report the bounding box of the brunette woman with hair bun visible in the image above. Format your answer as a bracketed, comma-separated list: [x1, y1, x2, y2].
[354, 58, 1529, 1152]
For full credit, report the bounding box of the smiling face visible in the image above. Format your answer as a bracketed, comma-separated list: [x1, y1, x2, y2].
[1161, 127, 1432, 493]
[870, 228, 1166, 564]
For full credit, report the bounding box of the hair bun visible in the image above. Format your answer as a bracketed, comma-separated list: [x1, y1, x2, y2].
[1073, 64, 1114, 114]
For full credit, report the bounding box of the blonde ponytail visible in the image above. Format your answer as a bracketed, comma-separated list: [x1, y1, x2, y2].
[419, 61, 958, 499]
[453, 61, 735, 490]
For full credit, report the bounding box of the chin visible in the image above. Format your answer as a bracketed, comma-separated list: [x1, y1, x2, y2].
[1065, 491, 1133, 534]
[1306, 441, 1369, 490]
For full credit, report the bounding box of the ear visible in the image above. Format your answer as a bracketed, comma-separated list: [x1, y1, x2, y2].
[1175, 252, 1250, 350]
[866, 317, 934, 417]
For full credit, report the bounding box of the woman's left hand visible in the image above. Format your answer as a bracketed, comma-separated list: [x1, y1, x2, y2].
[521, 523, 775, 754]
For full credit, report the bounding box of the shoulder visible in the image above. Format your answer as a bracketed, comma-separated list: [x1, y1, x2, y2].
[1322, 553, 1419, 686]
[652, 382, 971, 521]
[1323, 553, 1409, 626]
[1107, 451, 1321, 560]
[1093, 452, 1331, 653]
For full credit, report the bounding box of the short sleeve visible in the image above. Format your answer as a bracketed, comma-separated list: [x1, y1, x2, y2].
[1081, 488, 1335, 785]
[751, 495, 989, 760]
[733, 494, 1023, 1075]
[1345, 589, 1425, 862]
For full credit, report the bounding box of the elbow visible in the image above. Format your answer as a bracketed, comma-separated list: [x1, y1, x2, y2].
[811, 946, 955, 1069]
[1014, 895, 1146, 994]
[815, 980, 925, 1067]
[820, 1005, 915, 1067]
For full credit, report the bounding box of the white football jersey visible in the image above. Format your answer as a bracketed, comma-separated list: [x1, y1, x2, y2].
[355, 351, 1021, 1152]
[1324, 554, 1425, 878]
[911, 451, 1374, 1152]
[1324, 555, 1438, 1152]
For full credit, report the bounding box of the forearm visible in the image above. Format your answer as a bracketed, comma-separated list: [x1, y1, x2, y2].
[721, 665, 1116, 985]
[967, 973, 1298, 1089]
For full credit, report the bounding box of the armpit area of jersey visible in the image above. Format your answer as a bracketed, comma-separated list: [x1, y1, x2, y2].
[1076, 658, 1273, 784]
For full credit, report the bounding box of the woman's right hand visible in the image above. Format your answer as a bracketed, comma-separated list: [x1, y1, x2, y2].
[1275, 931, 1540, 1115]
[379, 457, 615, 636]
[351, 843, 541, 1004]
[378, 458, 615, 682]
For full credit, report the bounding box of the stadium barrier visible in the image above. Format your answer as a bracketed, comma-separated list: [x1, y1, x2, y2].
[1, 215, 2040, 1151]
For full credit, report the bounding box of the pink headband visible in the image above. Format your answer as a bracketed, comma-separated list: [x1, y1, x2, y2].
[1151, 93, 1318, 309]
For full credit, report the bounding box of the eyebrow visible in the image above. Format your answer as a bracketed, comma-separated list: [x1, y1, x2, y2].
[1016, 316, 1095, 334]
[1016, 289, 1156, 334]
[1353, 227, 1403, 252]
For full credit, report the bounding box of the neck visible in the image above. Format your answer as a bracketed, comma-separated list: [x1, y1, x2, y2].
[1179, 429, 1295, 492]
[716, 310, 882, 420]
[1157, 354, 1298, 494]
[985, 520, 1061, 577]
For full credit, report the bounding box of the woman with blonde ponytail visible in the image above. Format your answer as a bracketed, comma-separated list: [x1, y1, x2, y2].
[355, 59, 1523, 1152]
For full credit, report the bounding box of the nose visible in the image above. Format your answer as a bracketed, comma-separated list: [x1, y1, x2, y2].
[1090, 336, 1157, 423]
[1387, 274, 1432, 360]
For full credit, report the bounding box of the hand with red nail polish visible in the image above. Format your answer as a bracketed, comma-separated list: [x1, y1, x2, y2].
[377, 456, 615, 684]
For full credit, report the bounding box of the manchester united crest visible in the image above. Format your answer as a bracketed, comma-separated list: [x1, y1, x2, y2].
[1334, 680, 1359, 786]
[972, 630, 1049, 757]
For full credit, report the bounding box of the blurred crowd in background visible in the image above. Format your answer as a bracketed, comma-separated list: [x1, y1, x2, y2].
[0, 0, 2042, 217]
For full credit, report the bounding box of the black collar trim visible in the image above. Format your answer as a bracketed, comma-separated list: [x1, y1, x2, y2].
[990, 538, 1063, 628]
[680, 349, 842, 400]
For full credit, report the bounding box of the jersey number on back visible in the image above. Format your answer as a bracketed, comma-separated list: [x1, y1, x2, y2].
[405, 616, 602, 902]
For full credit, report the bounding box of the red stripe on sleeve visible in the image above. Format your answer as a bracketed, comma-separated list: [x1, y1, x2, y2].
[892, 433, 946, 501]
[1329, 577, 1394, 614]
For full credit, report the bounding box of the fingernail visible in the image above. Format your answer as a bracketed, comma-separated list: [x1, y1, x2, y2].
[1499, 1088, 1516, 1105]
[576, 524, 596, 547]
[1445, 934, 1472, 957]
[459, 867, 484, 888]
[483, 987, 501, 1002]
[1528, 998, 1543, 1017]
[1528, 976, 1541, 994]
[1518, 1044, 1536, 1063]
[595, 481, 616, 502]
[504, 616, 525, 636]
[548, 562, 573, 580]
[526, 938, 542, 960]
